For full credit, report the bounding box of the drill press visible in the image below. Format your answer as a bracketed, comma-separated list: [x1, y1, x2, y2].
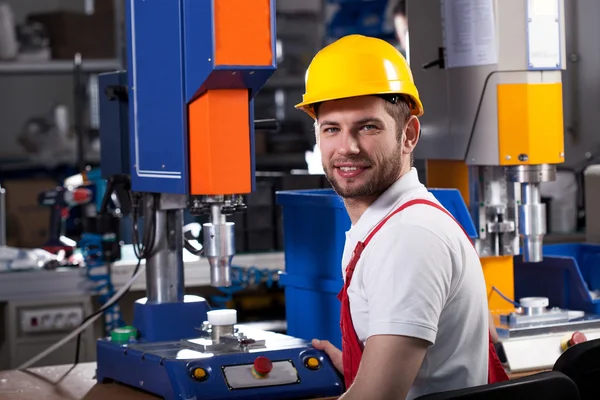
[94, 1, 343, 398]
[408, 0, 600, 373]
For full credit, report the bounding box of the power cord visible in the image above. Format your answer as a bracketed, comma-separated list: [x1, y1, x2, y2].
[72, 192, 157, 366]
[491, 286, 521, 308]
[16, 190, 158, 370]
[463, 69, 531, 161]
[17, 263, 146, 370]
[73, 258, 143, 366]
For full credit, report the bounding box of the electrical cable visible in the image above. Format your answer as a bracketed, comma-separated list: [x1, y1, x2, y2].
[72, 257, 142, 366]
[491, 286, 521, 308]
[16, 190, 157, 370]
[17, 262, 146, 370]
[463, 69, 531, 161]
[73, 192, 157, 366]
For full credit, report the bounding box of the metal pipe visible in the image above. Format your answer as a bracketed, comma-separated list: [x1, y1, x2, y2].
[519, 183, 546, 262]
[73, 53, 86, 172]
[211, 325, 235, 343]
[0, 184, 5, 246]
[211, 204, 226, 224]
[204, 204, 234, 287]
[146, 207, 185, 303]
[521, 183, 541, 205]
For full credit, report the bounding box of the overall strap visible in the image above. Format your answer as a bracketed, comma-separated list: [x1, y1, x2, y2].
[362, 199, 458, 247]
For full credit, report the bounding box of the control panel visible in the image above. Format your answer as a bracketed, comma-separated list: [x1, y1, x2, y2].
[19, 305, 84, 334]
[222, 357, 298, 389]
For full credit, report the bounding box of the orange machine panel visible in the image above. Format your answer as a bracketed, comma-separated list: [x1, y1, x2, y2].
[481, 255, 515, 314]
[425, 160, 470, 206]
[214, 0, 272, 66]
[188, 89, 251, 195]
[497, 83, 564, 166]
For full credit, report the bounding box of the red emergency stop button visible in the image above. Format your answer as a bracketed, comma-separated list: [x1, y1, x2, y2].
[72, 188, 92, 204]
[561, 331, 587, 351]
[251, 356, 273, 379]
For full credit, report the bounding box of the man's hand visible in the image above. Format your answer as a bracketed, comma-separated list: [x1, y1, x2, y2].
[312, 339, 343, 374]
[489, 311, 499, 344]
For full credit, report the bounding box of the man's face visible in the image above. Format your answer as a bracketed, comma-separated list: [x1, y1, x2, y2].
[316, 96, 405, 200]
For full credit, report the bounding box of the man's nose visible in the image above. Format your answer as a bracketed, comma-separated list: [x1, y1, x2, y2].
[337, 131, 360, 155]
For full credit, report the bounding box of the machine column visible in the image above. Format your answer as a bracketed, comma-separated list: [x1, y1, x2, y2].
[145, 194, 185, 303]
[507, 165, 556, 263]
[0, 184, 5, 246]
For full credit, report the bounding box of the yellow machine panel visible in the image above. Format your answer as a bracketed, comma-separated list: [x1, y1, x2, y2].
[497, 83, 565, 166]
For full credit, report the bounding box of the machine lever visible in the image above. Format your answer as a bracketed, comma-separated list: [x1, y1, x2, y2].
[254, 119, 278, 131]
[422, 47, 446, 69]
[184, 239, 203, 256]
[183, 230, 204, 256]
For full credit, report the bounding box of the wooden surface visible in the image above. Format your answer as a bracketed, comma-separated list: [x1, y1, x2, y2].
[0, 362, 545, 400]
[0, 363, 339, 400]
[507, 369, 550, 380]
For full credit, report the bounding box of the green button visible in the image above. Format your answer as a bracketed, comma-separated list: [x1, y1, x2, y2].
[111, 326, 137, 342]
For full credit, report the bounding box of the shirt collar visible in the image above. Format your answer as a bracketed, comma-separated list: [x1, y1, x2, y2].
[346, 167, 425, 241]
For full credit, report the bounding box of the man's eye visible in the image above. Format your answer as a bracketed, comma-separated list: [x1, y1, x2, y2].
[323, 127, 339, 133]
[361, 125, 377, 131]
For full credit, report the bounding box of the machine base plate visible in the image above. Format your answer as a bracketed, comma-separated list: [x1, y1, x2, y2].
[96, 325, 344, 400]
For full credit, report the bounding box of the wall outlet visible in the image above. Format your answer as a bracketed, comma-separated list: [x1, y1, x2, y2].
[20, 306, 84, 333]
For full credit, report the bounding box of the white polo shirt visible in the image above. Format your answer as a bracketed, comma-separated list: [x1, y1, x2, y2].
[342, 168, 488, 399]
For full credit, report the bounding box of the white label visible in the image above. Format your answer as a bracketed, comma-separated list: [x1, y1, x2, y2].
[441, 0, 498, 68]
[527, 0, 561, 69]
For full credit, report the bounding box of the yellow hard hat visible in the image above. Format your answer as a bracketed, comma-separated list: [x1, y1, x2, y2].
[295, 34, 424, 119]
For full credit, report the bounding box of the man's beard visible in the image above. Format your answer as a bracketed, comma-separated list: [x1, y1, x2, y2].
[324, 145, 403, 199]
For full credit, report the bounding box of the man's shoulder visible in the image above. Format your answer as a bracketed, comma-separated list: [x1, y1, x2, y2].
[382, 196, 473, 244]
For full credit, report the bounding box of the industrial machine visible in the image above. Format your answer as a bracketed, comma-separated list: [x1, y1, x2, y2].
[408, 0, 600, 373]
[38, 185, 93, 255]
[94, 1, 343, 399]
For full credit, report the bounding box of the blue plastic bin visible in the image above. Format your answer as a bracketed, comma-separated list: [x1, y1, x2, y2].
[276, 187, 476, 348]
[276, 189, 350, 281]
[276, 189, 349, 348]
[514, 243, 600, 314]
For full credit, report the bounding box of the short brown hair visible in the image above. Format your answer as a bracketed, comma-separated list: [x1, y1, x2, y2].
[382, 96, 412, 140]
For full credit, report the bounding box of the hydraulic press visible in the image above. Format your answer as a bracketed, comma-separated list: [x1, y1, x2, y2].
[94, 1, 343, 398]
[408, 0, 600, 373]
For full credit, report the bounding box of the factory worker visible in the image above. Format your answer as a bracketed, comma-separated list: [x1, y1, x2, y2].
[294, 34, 509, 400]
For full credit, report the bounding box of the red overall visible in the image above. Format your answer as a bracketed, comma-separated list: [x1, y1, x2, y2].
[337, 199, 509, 390]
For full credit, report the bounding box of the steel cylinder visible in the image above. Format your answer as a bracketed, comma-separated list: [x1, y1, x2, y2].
[519, 183, 546, 262]
[203, 221, 235, 287]
[146, 207, 185, 303]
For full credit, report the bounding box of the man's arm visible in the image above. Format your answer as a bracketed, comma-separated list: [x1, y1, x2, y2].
[343, 223, 454, 398]
[340, 335, 428, 400]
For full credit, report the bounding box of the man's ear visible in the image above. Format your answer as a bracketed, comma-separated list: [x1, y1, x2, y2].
[403, 116, 420, 154]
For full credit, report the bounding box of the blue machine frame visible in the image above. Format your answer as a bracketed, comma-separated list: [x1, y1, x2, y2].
[96, 299, 344, 400]
[96, 1, 344, 399]
[97, 334, 344, 400]
[123, 0, 277, 194]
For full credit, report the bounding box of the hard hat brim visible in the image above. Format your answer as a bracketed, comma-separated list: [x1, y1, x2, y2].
[295, 84, 424, 120]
